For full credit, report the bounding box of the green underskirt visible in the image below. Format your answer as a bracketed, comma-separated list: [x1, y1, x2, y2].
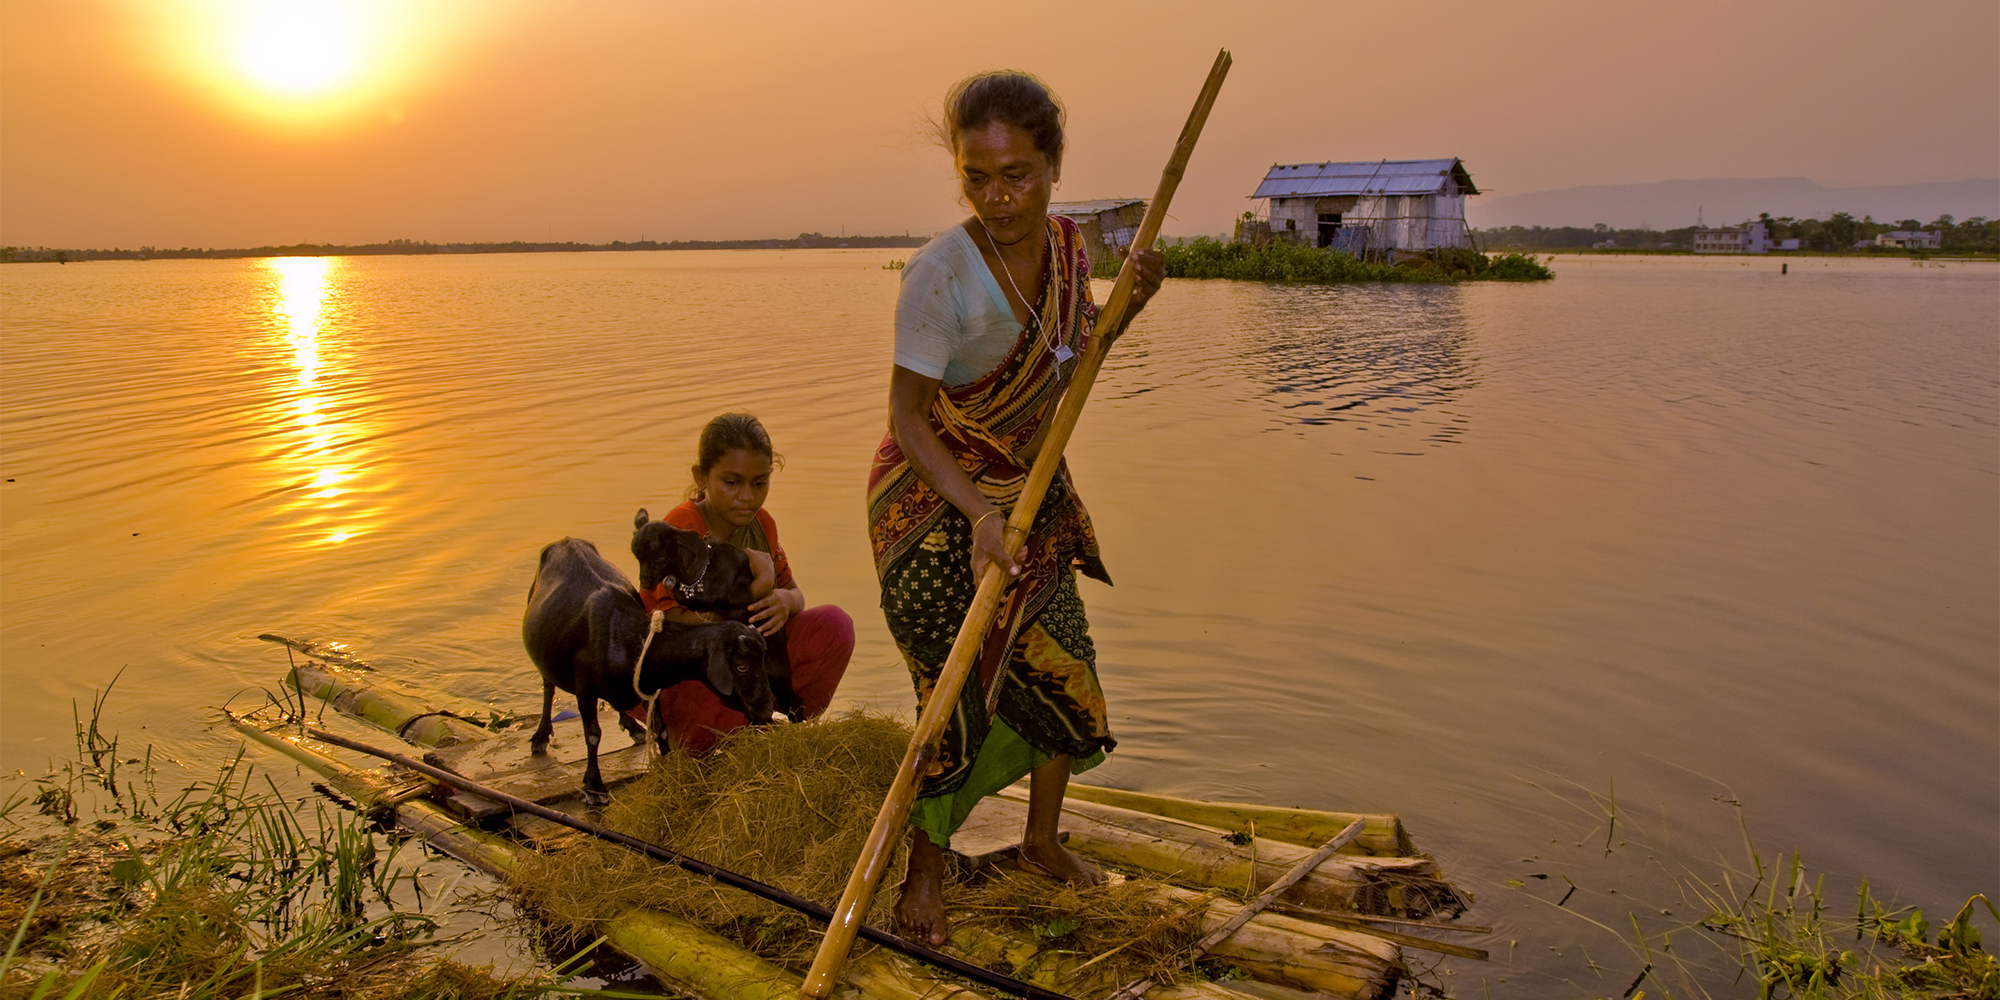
[908, 716, 1106, 849]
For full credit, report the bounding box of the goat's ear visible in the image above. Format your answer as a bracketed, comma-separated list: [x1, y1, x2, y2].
[703, 640, 738, 700]
[634, 508, 650, 530]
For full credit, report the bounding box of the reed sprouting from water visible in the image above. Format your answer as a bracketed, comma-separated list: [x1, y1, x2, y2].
[0, 690, 629, 1000]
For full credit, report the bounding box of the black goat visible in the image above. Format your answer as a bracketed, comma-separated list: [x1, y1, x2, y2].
[521, 532, 772, 806]
[631, 509, 805, 722]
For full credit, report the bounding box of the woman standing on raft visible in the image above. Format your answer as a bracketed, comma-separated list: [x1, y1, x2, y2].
[636, 413, 854, 756]
[866, 71, 1164, 943]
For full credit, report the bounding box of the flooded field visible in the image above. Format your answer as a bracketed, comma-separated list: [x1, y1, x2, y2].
[2, 250, 1993, 995]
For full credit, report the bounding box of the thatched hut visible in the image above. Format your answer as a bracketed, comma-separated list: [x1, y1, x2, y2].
[1249, 159, 1480, 256]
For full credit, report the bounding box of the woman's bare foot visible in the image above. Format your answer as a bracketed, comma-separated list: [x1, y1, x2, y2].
[894, 829, 949, 946]
[1017, 837, 1106, 886]
[1018, 753, 1106, 886]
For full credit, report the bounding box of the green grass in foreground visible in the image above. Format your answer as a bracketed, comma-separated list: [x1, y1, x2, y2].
[1676, 856, 1997, 1000]
[1157, 237, 1554, 283]
[0, 686, 640, 1000]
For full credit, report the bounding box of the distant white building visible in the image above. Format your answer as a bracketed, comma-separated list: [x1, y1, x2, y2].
[1247, 158, 1479, 255]
[1694, 220, 1772, 254]
[1875, 230, 1941, 250]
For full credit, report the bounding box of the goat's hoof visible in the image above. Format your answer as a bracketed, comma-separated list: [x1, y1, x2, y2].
[583, 787, 611, 809]
[529, 739, 550, 756]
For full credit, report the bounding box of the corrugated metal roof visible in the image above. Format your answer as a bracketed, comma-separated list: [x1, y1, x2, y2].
[1251, 159, 1479, 199]
[1050, 198, 1146, 216]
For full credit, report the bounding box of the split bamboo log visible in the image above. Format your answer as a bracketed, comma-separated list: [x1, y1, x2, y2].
[842, 951, 992, 1000]
[944, 922, 1369, 1000]
[601, 908, 803, 1000]
[989, 792, 1457, 918]
[284, 660, 493, 747]
[802, 49, 1233, 998]
[1158, 887, 1398, 996]
[1060, 785, 1411, 856]
[1104, 821, 1364, 1000]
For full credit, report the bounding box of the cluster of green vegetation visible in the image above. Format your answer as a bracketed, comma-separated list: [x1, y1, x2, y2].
[1159, 237, 1552, 284]
[1477, 213, 1999, 253]
[0, 692, 630, 1000]
[1665, 855, 1998, 999]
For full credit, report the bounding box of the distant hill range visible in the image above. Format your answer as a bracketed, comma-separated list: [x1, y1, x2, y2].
[1467, 177, 2000, 230]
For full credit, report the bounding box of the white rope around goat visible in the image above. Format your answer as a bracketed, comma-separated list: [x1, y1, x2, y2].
[632, 609, 666, 755]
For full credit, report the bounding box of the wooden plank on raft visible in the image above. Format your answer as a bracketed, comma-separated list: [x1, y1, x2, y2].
[421, 716, 655, 821]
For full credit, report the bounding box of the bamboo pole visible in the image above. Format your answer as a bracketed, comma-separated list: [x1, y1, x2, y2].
[800, 48, 1232, 999]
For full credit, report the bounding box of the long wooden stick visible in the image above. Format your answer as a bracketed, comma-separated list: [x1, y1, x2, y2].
[1105, 818, 1365, 1000]
[800, 49, 1232, 999]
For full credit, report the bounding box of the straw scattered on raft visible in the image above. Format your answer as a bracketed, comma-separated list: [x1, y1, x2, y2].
[511, 712, 1211, 985]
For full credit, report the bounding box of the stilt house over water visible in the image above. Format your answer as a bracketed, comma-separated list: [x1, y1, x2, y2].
[1247, 159, 1479, 256]
[1050, 198, 1147, 272]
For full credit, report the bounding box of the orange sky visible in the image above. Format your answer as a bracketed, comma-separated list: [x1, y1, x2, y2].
[3, 0, 1995, 248]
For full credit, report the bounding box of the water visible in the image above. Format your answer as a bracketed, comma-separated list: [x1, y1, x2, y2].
[3, 250, 1994, 995]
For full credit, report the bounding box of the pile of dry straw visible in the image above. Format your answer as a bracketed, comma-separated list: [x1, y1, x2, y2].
[513, 712, 1209, 986]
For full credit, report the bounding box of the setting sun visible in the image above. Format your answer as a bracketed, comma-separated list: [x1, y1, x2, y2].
[127, 0, 465, 127]
[235, 1, 363, 97]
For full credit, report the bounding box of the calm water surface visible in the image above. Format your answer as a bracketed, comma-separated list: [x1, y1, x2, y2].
[3, 251, 1994, 995]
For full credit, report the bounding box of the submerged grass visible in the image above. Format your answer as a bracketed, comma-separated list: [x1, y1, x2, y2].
[1159, 237, 1554, 284]
[0, 687, 633, 1000]
[512, 712, 1212, 986]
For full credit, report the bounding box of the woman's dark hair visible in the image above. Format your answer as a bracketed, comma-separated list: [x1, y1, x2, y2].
[687, 412, 782, 499]
[940, 71, 1065, 169]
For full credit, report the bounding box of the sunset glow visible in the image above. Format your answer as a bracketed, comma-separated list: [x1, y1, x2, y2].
[234, 1, 364, 97]
[130, 0, 446, 127]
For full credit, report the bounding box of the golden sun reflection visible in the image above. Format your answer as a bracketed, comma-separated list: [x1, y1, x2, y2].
[262, 255, 370, 546]
[271, 255, 329, 386]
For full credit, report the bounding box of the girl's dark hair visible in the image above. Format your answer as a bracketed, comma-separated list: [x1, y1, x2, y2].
[940, 71, 1065, 168]
[687, 412, 782, 499]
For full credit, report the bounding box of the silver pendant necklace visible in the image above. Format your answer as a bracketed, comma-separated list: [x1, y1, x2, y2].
[979, 220, 1072, 364]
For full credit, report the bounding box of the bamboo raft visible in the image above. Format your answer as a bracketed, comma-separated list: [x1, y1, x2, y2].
[235, 635, 1481, 1000]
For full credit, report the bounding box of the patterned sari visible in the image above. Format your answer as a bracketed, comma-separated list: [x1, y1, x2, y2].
[867, 215, 1116, 845]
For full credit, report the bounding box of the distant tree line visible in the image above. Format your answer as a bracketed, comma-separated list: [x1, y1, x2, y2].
[0, 232, 927, 264]
[1476, 213, 1998, 253]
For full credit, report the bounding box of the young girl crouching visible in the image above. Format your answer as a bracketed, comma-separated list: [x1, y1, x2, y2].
[630, 413, 853, 755]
